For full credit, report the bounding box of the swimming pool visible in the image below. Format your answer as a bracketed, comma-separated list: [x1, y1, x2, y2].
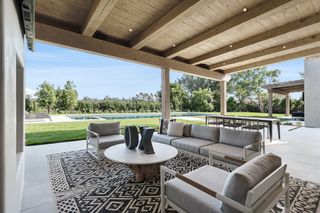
[67, 112, 206, 120]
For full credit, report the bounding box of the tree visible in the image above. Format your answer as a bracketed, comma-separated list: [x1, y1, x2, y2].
[190, 88, 214, 112]
[36, 81, 56, 113]
[170, 83, 189, 111]
[228, 67, 280, 112]
[57, 81, 78, 112]
[25, 95, 33, 112]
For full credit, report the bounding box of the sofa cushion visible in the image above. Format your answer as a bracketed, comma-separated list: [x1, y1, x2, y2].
[222, 153, 282, 213]
[199, 143, 258, 160]
[190, 125, 220, 142]
[167, 122, 184, 137]
[152, 133, 180, 145]
[171, 137, 214, 154]
[89, 134, 124, 149]
[166, 165, 227, 213]
[183, 124, 192, 137]
[89, 122, 121, 136]
[219, 128, 261, 151]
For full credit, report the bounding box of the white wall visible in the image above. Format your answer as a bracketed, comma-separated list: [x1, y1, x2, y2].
[305, 56, 320, 128]
[0, 0, 25, 212]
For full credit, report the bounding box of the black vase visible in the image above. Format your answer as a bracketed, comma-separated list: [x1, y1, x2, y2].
[139, 127, 155, 154]
[125, 126, 139, 149]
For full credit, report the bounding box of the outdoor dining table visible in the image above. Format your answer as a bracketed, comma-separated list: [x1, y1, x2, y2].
[205, 115, 281, 142]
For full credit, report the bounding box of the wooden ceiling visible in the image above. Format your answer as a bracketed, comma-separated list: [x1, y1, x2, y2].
[35, 0, 320, 80]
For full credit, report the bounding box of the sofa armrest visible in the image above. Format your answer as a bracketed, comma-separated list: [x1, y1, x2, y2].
[160, 166, 252, 213]
[86, 129, 100, 146]
[209, 151, 247, 166]
[244, 140, 265, 158]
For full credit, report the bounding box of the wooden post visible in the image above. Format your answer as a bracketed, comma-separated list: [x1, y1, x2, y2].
[161, 67, 170, 120]
[220, 81, 227, 115]
[285, 95, 290, 116]
[268, 89, 273, 118]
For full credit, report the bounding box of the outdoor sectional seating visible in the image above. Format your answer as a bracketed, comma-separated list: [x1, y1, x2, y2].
[152, 123, 265, 163]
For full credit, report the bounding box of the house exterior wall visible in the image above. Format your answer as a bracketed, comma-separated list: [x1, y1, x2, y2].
[0, 0, 25, 212]
[305, 56, 320, 128]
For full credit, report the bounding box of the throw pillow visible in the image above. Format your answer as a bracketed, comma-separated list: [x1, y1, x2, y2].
[167, 122, 184, 137]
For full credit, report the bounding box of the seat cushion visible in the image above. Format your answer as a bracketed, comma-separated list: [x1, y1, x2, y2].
[200, 143, 258, 160]
[190, 125, 220, 142]
[222, 153, 282, 213]
[89, 122, 121, 136]
[151, 134, 180, 145]
[89, 134, 124, 149]
[219, 128, 261, 151]
[167, 122, 184, 137]
[171, 137, 214, 154]
[166, 165, 228, 213]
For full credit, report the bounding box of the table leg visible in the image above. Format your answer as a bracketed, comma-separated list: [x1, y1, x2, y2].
[277, 121, 281, 139]
[269, 121, 273, 142]
[129, 164, 161, 182]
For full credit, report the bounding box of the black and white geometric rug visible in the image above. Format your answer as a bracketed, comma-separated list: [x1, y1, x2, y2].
[47, 149, 320, 213]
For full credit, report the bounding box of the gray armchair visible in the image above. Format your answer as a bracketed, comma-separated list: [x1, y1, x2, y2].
[86, 122, 124, 160]
[161, 153, 290, 213]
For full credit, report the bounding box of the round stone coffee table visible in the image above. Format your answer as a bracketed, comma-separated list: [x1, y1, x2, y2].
[104, 142, 178, 182]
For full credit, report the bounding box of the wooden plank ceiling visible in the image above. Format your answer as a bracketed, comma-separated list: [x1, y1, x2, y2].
[35, 0, 320, 79]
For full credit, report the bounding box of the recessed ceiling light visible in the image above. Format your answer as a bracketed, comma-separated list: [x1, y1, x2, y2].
[129, 28, 133, 32]
[283, 45, 286, 49]
[223, 62, 226, 65]
[172, 44, 176, 47]
[243, 8, 247, 12]
[229, 44, 233, 48]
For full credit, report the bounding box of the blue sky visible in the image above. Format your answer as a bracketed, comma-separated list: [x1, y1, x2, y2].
[25, 42, 303, 99]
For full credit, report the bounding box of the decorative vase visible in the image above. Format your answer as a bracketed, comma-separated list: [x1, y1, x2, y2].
[139, 127, 155, 154]
[125, 126, 139, 149]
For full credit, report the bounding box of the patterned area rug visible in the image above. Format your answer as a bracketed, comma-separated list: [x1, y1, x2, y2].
[47, 149, 320, 213]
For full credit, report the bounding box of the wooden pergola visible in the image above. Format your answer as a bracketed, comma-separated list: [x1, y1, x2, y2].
[30, 0, 320, 118]
[262, 79, 304, 117]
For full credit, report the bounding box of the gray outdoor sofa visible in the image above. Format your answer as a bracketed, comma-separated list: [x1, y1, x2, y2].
[152, 124, 265, 163]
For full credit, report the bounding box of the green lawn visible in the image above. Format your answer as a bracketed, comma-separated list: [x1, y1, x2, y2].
[25, 112, 284, 146]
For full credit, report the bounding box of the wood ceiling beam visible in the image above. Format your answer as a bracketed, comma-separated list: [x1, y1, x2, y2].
[36, 22, 227, 81]
[163, 0, 292, 58]
[130, 0, 202, 49]
[81, 0, 118, 36]
[223, 46, 320, 74]
[209, 33, 320, 70]
[190, 12, 320, 65]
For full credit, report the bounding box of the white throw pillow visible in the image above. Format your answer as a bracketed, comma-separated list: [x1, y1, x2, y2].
[167, 122, 184, 137]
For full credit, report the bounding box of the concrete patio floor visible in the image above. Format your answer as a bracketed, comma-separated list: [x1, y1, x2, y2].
[21, 125, 320, 213]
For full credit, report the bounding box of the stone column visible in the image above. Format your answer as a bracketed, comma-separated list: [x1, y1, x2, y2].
[305, 56, 320, 127]
[285, 95, 290, 117]
[161, 67, 170, 120]
[220, 81, 227, 115]
[268, 89, 273, 118]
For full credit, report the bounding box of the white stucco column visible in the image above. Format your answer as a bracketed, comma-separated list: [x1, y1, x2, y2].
[268, 89, 273, 118]
[220, 81, 227, 115]
[161, 67, 170, 120]
[305, 56, 320, 127]
[285, 95, 290, 117]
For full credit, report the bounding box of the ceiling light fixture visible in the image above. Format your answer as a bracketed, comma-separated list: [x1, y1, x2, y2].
[172, 44, 176, 47]
[283, 45, 286, 49]
[129, 28, 133, 32]
[229, 44, 233, 48]
[243, 7, 247, 12]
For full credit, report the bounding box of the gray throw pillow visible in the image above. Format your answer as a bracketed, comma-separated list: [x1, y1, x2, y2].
[183, 124, 192, 137]
[167, 122, 184, 137]
[221, 153, 282, 213]
[89, 122, 120, 136]
[190, 125, 220, 142]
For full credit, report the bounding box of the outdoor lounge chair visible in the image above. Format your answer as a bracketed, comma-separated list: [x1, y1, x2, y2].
[86, 122, 124, 160]
[160, 153, 290, 213]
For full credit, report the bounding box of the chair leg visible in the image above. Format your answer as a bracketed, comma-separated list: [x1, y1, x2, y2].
[160, 169, 166, 213]
[284, 174, 290, 213]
